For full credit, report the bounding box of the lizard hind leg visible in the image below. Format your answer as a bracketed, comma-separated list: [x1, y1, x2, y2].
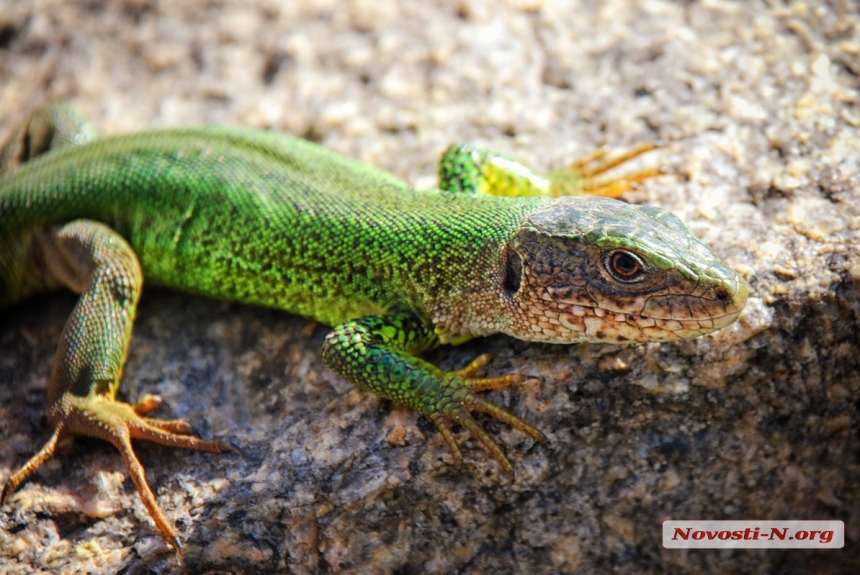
[51, 393, 232, 561]
[1, 219, 232, 563]
[0, 101, 97, 175]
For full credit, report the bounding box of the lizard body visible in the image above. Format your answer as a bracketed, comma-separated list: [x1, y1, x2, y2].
[0, 103, 747, 560]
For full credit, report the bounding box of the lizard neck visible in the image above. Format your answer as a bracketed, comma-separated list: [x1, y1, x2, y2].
[393, 194, 548, 342]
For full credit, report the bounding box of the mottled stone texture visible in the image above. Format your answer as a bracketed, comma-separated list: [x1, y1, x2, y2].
[1, 0, 858, 573]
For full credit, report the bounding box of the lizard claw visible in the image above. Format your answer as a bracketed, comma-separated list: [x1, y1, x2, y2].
[2, 393, 232, 562]
[551, 141, 667, 198]
[426, 355, 546, 476]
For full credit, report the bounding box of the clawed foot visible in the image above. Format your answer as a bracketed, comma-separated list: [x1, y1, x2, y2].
[0, 393, 233, 563]
[553, 141, 669, 198]
[425, 354, 546, 477]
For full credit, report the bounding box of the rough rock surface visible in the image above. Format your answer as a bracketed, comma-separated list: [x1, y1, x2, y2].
[0, 1, 858, 573]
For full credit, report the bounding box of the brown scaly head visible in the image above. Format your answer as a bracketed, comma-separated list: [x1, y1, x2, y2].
[495, 196, 747, 344]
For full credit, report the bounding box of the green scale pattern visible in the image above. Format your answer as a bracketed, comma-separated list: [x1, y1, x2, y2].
[1, 127, 547, 327]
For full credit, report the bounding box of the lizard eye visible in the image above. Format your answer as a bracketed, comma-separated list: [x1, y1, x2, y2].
[606, 250, 645, 282]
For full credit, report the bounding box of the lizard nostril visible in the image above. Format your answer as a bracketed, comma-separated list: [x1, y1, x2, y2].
[715, 286, 730, 303]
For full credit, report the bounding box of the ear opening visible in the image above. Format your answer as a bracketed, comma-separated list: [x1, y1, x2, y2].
[503, 247, 523, 296]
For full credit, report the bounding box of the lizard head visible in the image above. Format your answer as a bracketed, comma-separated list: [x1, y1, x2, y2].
[497, 196, 747, 343]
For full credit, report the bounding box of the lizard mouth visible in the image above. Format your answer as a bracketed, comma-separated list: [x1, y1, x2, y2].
[540, 265, 749, 343]
[519, 278, 748, 344]
[555, 302, 742, 343]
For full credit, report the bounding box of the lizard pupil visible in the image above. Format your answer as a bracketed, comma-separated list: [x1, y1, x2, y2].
[610, 251, 641, 279]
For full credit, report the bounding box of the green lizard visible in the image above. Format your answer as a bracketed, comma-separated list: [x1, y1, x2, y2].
[0, 102, 747, 560]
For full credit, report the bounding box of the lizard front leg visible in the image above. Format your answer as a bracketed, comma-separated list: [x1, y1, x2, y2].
[0, 220, 231, 562]
[438, 141, 664, 198]
[321, 314, 546, 475]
